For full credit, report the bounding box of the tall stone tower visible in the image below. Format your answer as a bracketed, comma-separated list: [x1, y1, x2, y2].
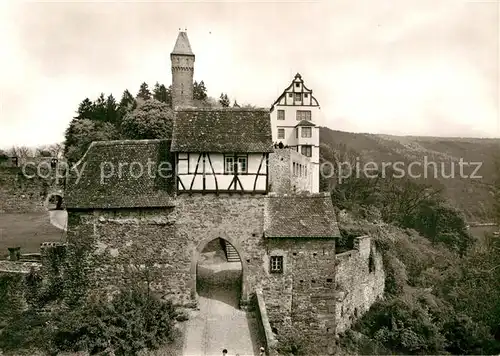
[171, 31, 195, 109]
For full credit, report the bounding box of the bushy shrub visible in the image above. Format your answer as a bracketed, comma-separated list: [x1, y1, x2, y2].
[0, 311, 52, 352]
[51, 288, 178, 355]
[0, 274, 25, 319]
[0, 288, 179, 355]
[442, 313, 495, 355]
[357, 298, 446, 354]
[276, 329, 322, 355]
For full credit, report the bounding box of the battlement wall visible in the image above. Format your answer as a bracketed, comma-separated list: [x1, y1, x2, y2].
[334, 235, 385, 333]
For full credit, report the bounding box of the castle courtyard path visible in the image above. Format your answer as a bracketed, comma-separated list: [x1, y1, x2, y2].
[182, 262, 263, 356]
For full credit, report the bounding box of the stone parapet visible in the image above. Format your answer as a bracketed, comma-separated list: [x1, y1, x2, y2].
[255, 288, 278, 356]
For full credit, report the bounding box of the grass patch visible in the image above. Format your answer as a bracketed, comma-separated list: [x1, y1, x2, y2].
[0, 212, 64, 257]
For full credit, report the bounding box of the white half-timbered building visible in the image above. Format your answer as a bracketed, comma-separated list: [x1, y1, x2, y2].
[270, 73, 321, 193]
[171, 108, 273, 194]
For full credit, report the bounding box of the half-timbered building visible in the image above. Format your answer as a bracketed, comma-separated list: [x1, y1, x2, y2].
[270, 73, 321, 193]
[171, 108, 273, 194]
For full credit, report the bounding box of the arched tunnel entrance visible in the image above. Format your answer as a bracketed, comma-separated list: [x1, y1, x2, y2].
[45, 194, 64, 211]
[185, 238, 263, 355]
[44, 193, 67, 231]
[196, 238, 243, 309]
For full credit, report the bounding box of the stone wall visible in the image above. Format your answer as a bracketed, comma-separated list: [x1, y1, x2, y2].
[0, 260, 41, 274]
[255, 288, 278, 356]
[334, 235, 385, 334]
[175, 195, 267, 306]
[268, 149, 312, 194]
[66, 208, 183, 302]
[67, 195, 267, 307]
[0, 167, 48, 213]
[0, 159, 65, 213]
[66, 194, 384, 352]
[262, 238, 336, 352]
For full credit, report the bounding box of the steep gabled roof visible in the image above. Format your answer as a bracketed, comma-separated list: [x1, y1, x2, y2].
[171, 108, 273, 153]
[171, 31, 194, 56]
[65, 140, 175, 209]
[270, 73, 320, 110]
[264, 193, 340, 238]
[295, 120, 316, 127]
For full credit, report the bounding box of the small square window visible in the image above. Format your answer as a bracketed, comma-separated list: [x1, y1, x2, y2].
[237, 156, 247, 173]
[277, 128, 285, 139]
[295, 82, 300, 88]
[288, 93, 293, 98]
[304, 93, 308, 98]
[277, 110, 285, 120]
[270, 256, 283, 273]
[225, 156, 234, 173]
[294, 93, 301, 101]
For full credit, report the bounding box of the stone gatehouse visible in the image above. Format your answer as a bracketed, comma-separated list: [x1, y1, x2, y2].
[63, 31, 385, 353]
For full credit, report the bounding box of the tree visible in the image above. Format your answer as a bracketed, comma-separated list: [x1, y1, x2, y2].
[153, 82, 171, 105]
[121, 99, 174, 140]
[44, 143, 64, 158]
[219, 93, 230, 107]
[118, 89, 137, 121]
[74, 98, 94, 120]
[105, 94, 118, 124]
[137, 82, 151, 101]
[233, 100, 240, 108]
[193, 80, 207, 101]
[8, 146, 34, 164]
[64, 119, 119, 163]
[91, 93, 107, 123]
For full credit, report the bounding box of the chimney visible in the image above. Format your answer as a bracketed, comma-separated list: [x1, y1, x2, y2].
[8, 247, 21, 261]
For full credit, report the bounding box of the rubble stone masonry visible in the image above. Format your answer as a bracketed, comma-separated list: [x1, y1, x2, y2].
[65, 195, 385, 346]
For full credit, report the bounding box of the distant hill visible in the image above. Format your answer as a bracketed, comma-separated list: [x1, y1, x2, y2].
[319, 127, 500, 222]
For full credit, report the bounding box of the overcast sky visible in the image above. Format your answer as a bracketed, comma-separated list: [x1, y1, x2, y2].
[0, 0, 499, 149]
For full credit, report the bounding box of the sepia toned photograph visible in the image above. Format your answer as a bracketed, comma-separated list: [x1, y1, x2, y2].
[0, 1, 499, 355]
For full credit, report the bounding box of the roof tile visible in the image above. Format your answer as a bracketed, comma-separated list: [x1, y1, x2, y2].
[264, 193, 340, 238]
[66, 140, 175, 209]
[171, 108, 273, 153]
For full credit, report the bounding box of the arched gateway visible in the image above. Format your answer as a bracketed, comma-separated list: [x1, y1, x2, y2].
[191, 236, 249, 308]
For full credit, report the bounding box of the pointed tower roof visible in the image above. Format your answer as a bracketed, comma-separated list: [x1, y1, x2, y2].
[171, 31, 194, 56]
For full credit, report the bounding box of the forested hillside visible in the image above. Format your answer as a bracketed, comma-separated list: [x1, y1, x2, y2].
[320, 127, 500, 222]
